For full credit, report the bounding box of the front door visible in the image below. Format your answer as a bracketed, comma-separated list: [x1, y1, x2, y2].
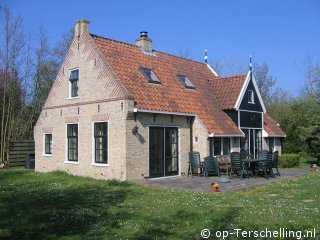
[241, 129, 262, 158]
[149, 127, 179, 178]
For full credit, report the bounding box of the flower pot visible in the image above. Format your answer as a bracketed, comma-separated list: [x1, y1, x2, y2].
[211, 186, 219, 192]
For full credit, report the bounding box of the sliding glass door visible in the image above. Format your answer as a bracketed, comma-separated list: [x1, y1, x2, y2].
[149, 127, 179, 178]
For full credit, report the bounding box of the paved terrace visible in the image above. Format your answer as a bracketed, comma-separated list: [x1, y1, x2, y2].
[141, 168, 312, 192]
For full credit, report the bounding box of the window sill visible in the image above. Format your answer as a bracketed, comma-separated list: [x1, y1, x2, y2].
[248, 101, 255, 104]
[43, 154, 52, 157]
[68, 96, 79, 100]
[91, 163, 109, 167]
[64, 161, 79, 165]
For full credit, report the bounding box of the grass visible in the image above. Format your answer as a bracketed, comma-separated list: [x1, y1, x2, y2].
[0, 169, 319, 240]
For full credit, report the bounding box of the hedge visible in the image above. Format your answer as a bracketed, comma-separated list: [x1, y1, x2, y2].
[279, 153, 300, 168]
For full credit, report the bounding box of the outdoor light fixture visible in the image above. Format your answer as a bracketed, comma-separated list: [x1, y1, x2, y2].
[132, 125, 139, 135]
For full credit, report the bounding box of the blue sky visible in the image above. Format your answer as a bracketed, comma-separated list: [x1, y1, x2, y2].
[2, 0, 320, 95]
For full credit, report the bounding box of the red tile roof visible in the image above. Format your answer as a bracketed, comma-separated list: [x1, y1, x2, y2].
[264, 114, 286, 136]
[91, 34, 283, 136]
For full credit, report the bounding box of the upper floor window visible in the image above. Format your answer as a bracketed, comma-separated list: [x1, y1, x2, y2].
[69, 69, 79, 98]
[177, 75, 195, 89]
[140, 67, 160, 84]
[248, 90, 254, 103]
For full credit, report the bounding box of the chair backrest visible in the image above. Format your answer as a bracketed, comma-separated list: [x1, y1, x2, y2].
[240, 149, 248, 160]
[272, 151, 279, 167]
[258, 150, 269, 167]
[204, 156, 219, 175]
[189, 151, 201, 167]
[230, 152, 241, 171]
[267, 151, 273, 168]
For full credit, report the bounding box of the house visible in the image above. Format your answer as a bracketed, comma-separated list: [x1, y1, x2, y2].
[34, 19, 285, 180]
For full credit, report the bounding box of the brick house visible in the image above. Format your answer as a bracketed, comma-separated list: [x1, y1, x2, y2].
[34, 19, 285, 180]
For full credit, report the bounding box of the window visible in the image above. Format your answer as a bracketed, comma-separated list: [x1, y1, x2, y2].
[214, 138, 221, 155]
[248, 90, 254, 103]
[212, 138, 231, 155]
[140, 68, 160, 83]
[69, 69, 79, 97]
[67, 124, 78, 161]
[223, 138, 230, 155]
[177, 75, 195, 89]
[269, 137, 275, 152]
[94, 122, 108, 164]
[44, 134, 52, 155]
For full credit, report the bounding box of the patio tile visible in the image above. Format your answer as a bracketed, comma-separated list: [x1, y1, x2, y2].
[139, 168, 311, 192]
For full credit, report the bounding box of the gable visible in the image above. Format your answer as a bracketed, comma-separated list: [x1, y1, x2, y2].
[235, 72, 266, 113]
[239, 79, 263, 112]
[42, 33, 131, 110]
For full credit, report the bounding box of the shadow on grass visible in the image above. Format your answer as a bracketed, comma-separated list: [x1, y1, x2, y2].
[0, 170, 133, 240]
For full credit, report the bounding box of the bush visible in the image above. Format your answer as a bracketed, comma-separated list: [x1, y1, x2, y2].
[279, 153, 300, 168]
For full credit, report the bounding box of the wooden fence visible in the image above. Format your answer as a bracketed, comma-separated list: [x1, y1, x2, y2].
[8, 141, 35, 167]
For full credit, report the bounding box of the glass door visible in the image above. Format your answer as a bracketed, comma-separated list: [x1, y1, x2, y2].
[165, 127, 179, 176]
[149, 127, 179, 178]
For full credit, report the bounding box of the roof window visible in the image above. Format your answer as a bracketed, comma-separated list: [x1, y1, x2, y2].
[177, 75, 195, 89]
[140, 68, 160, 84]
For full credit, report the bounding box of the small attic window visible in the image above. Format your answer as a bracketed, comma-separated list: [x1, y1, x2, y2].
[140, 67, 160, 84]
[177, 75, 195, 89]
[248, 90, 254, 104]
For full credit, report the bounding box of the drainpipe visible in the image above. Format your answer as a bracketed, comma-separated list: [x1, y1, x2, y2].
[189, 116, 195, 152]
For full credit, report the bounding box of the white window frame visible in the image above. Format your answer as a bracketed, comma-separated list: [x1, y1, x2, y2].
[43, 133, 53, 156]
[248, 90, 255, 104]
[68, 68, 80, 99]
[65, 123, 79, 164]
[91, 121, 109, 167]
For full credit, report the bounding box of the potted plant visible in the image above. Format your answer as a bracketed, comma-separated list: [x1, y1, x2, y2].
[210, 183, 220, 192]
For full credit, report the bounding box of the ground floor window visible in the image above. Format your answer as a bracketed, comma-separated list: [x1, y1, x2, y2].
[268, 137, 275, 152]
[211, 137, 231, 156]
[67, 124, 78, 162]
[94, 122, 108, 164]
[44, 134, 52, 155]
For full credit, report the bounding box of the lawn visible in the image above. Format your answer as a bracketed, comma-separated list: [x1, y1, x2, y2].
[0, 169, 319, 240]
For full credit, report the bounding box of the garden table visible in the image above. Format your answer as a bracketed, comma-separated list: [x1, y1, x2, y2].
[242, 159, 260, 178]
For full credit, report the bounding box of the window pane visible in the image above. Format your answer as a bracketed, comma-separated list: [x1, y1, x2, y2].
[45, 134, 52, 154]
[214, 138, 221, 155]
[70, 70, 79, 80]
[178, 75, 194, 88]
[67, 124, 78, 161]
[94, 122, 108, 164]
[141, 68, 160, 83]
[223, 138, 230, 155]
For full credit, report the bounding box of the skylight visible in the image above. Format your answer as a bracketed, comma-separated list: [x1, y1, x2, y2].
[140, 68, 160, 84]
[177, 75, 195, 89]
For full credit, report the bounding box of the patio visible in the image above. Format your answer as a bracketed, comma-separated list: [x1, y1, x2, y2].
[141, 168, 311, 192]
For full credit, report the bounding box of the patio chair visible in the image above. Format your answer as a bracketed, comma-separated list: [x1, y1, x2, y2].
[267, 151, 275, 177]
[240, 149, 248, 160]
[257, 150, 269, 178]
[230, 152, 246, 179]
[188, 151, 205, 177]
[272, 151, 280, 176]
[203, 156, 220, 177]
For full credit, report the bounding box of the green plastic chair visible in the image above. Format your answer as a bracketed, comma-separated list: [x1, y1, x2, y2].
[188, 151, 204, 177]
[230, 152, 246, 179]
[203, 156, 220, 177]
[272, 151, 280, 176]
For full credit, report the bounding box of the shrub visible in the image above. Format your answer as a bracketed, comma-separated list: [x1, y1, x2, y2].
[279, 153, 300, 168]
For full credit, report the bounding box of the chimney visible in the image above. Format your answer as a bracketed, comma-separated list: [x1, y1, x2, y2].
[136, 31, 152, 52]
[75, 19, 90, 37]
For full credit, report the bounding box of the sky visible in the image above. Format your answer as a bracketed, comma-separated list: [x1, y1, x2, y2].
[2, 0, 320, 96]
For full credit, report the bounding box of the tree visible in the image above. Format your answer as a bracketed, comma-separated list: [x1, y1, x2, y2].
[0, 5, 27, 167]
[253, 63, 276, 105]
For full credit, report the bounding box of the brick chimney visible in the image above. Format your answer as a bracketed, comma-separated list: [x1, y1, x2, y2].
[136, 31, 152, 52]
[75, 19, 90, 37]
